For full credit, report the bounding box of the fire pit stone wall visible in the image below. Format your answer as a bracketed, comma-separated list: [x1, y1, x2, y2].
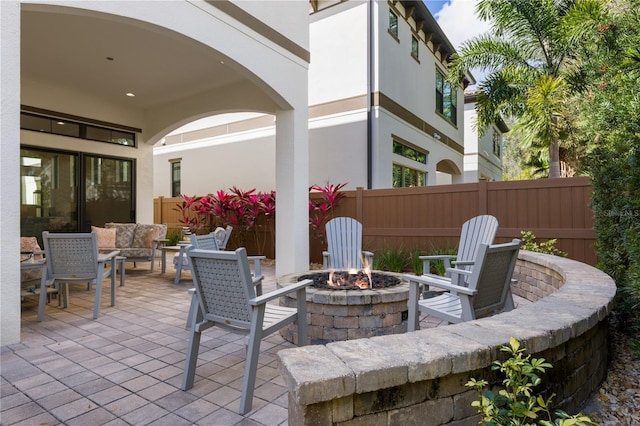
[277, 271, 409, 345]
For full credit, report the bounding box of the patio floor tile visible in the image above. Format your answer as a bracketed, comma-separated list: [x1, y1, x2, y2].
[3, 261, 529, 425]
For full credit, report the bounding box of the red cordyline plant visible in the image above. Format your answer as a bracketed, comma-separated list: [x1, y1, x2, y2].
[174, 183, 345, 253]
[309, 183, 347, 244]
[173, 195, 205, 234]
[199, 187, 276, 252]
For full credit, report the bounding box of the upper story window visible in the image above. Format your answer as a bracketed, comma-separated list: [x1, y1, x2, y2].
[435, 69, 457, 125]
[411, 35, 419, 60]
[389, 10, 398, 38]
[21, 111, 136, 147]
[393, 141, 427, 164]
[493, 131, 502, 157]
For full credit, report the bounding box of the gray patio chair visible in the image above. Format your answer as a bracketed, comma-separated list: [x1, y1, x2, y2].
[420, 214, 498, 278]
[42, 231, 119, 320]
[184, 232, 266, 327]
[182, 247, 311, 415]
[406, 239, 520, 328]
[323, 217, 373, 270]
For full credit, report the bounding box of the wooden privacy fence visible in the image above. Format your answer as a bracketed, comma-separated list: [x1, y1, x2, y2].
[154, 176, 597, 266]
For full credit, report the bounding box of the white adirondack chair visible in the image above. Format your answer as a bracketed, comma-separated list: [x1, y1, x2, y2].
[182, 247, 311, 415]
[420, 214, 498, 277]
[323, 217, 373, 270]
[42, 231, 119, 320]
[406, 239, 520, 329]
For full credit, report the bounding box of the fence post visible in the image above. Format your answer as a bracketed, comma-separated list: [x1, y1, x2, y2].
[356, 187, 364, 223]
[478, 179, 488, 214]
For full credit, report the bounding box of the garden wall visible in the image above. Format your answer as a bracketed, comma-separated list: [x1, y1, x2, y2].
[277, 251, 616, 425]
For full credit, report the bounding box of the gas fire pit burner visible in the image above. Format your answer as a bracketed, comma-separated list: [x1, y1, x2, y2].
[298, 271, 401, 290]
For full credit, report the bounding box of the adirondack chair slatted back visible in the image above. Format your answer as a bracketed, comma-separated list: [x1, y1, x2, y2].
[43, 232, 100, 279]
[465, 239, 520, 318]
[189, 247, 255, 328]
[325, 217, 364, 269]
[457, 215, 499, 266]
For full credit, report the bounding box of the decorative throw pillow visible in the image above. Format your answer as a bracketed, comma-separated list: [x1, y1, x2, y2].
[92, 226, 116, 249]
[144, 227, 162, 248]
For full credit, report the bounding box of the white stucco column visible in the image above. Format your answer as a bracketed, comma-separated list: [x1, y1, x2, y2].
[1, 0, 22, 346]
[275, 106, 309, 275]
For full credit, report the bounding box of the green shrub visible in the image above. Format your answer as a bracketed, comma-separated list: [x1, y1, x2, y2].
[520, 231, 567, 257]
[373, 245, 408, 272]
[467, 337, 596, 426]
[166, 230, 181, 246]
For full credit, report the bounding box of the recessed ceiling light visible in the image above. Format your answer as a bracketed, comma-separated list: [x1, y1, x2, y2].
[56, 121, 65, 125]
[126, 92, 135, 97]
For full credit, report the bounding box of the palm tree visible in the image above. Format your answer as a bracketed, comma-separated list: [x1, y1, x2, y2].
[449, 0, 606, 178]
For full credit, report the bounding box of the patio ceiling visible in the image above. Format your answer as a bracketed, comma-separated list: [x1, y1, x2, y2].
[21, 5, 247, 111]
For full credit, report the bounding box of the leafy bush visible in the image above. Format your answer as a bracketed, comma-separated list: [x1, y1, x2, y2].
[520, 231, 567, 257]
[467, 337, 596, 425]
[373, 245, 409, 272]
[166, 230, 181, 246]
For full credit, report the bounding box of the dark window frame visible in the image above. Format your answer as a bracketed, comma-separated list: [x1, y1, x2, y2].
[21, 111, 137, 147]
[170, 159, 181, 197]
[435, 69, 457, 125]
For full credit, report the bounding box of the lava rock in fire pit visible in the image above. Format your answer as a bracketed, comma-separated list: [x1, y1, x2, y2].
[298, 271, 401, 290]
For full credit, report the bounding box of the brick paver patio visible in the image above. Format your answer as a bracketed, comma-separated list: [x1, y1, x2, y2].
[1, 261, 461, 425]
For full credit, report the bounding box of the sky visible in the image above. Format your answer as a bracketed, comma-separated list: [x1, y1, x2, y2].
[424, 0, 492, 86]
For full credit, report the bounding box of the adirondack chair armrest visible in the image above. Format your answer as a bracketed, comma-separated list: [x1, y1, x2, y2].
[248, 279, 312, 306]
[419, 254, 457, 274]
[405, 274, 477, 296]
[419, 254, 456, 261]
[451, 259, 474, 267]
[362, 251, 374, 268]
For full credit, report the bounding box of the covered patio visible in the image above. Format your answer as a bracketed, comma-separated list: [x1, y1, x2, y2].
[2, 261, 451, 425]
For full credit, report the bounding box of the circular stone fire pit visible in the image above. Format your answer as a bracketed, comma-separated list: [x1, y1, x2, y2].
[277, 270, 409, 344]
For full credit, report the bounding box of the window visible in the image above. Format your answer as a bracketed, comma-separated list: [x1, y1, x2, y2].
[21, 111, 136, 147]
[171, 160, 181, 197]
[389, 10, 398, 38]
[411, 36, 419, 59]
[435, 69, 457, 125]
[20, 147, 135, 238]
[393, 164, 426, 188]
[393, 141, 427, 164]
[392, 140, 428, 188]
[493, 131, 502, 157]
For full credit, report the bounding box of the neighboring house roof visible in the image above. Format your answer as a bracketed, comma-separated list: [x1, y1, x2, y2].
[397, 0, 475, 86]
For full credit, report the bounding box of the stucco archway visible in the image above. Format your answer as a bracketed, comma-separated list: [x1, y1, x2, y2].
[1, 0, 309, 345]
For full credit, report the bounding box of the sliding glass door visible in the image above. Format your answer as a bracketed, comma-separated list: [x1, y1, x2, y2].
[20, 147, 135, 242]
[83, 155, 134, 229]
[20, 148, 78, 240]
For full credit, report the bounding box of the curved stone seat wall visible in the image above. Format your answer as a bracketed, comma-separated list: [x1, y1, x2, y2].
[277, 251, 617, 426]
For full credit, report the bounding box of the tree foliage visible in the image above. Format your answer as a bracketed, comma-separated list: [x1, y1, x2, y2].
[579, 0, 640, 327]
[449, 0, 606, 178]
